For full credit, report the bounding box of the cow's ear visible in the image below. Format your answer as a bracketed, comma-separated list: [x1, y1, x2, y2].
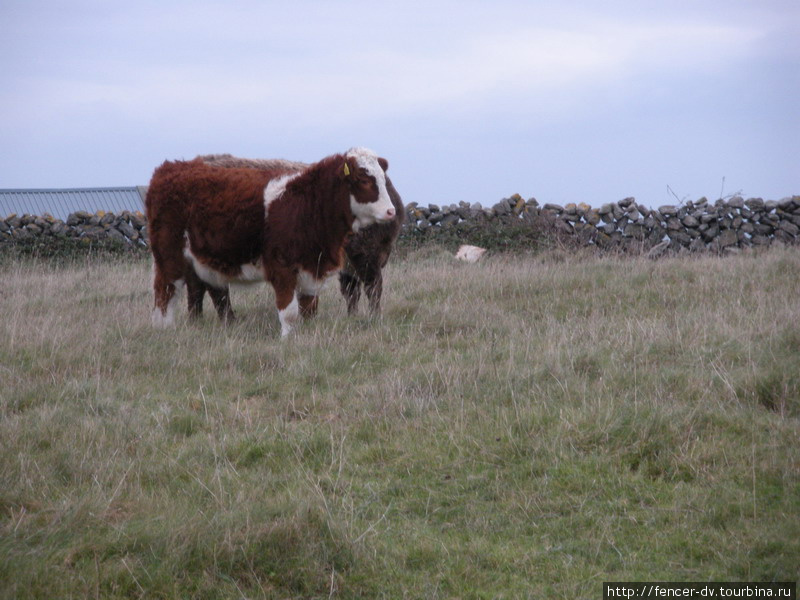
[378, 157, 389, 172]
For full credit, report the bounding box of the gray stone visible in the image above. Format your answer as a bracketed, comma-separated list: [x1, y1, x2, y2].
[753, 223, 774, 235]
[718, 229, 739, 248]
[668, 231, 692, 246]
[554, 219, 573, 234]
[50, 221, 67, 236]
[667, 217, 682, 231]
[581, 210, 598, 226]
[107, 228, 126, 242]
[624, 223, 645, 239]
[493, 200, 511, 215]
[126, 213, 144, 229]
[682, 215, 699, 228]
[728, 196, 745, 209]
[745, 198, 765, 210]
[117, 221, 138, 239]
[595, 232, 613, 248]
[700, 213, 718, 224]
[702, 225, 719, 242]
[441, 214, 460, 227]
[779, 220, 799, 236]
[658, 205, 678, 217]
[601, 222, 617, 235]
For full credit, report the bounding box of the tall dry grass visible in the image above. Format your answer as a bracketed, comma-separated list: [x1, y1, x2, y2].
[1, 247, 798, 598]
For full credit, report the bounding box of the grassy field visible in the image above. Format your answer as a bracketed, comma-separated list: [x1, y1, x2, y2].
[1, 246, 799, 599]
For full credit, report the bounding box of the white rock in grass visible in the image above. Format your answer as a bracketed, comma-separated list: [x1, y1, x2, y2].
[455, 245, 487, 263]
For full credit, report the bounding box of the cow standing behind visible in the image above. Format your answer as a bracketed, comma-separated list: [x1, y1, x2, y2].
[198, 153, 405, 316]
[145, 148, 396, 337]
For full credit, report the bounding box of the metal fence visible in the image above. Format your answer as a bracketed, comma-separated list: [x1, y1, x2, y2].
[0, 187, 147, 221]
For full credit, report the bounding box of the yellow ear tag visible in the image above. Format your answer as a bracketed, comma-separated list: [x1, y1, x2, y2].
[343, 163, 350, 176]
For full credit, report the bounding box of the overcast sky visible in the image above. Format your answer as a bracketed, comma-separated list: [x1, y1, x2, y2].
[1, 0, 798, 209]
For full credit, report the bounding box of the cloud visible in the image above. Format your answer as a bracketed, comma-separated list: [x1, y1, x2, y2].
[0, 0, 767, 134]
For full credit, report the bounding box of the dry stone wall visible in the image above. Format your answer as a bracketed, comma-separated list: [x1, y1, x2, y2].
[2, 194, 799, 255]
[404, 195, 800, 254]
[0, 210, 148, 247]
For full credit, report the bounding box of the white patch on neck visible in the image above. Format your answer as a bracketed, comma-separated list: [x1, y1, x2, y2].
[264, 173, 299, 218]
[346, 147, 394, 229]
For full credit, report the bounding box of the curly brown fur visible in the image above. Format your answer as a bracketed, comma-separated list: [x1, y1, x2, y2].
[195, 153, 405, 317]
[198, 154, 309, 172]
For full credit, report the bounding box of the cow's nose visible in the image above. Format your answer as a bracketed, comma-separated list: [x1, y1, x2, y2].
[385, 207, 396, 219]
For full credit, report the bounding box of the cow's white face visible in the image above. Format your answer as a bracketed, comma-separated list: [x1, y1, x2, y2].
[345, 147, 396, 231]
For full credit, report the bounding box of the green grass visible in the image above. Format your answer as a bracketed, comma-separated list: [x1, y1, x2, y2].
[1, 247, 799, 598]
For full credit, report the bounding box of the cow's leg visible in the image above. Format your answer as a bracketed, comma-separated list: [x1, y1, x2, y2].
[207, 285, 235, 323]
[339, 270, 362, 315]
[185, 262, 235, 323]
[150, 235, 186, 327]
[153, 274, 183, 327]
[270, 269, 300, 338]
[298, 294, 319, 319]
[351, 255, 384, 316]
[185, 265, 206, 321]
[363, 267, 384, 316]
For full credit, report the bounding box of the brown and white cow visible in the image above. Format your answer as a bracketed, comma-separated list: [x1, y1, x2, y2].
[198, 153, 405, 317]
[145, 148, 396, 337]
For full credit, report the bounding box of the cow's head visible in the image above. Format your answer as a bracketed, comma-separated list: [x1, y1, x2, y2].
[343, 147, 396, 230]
